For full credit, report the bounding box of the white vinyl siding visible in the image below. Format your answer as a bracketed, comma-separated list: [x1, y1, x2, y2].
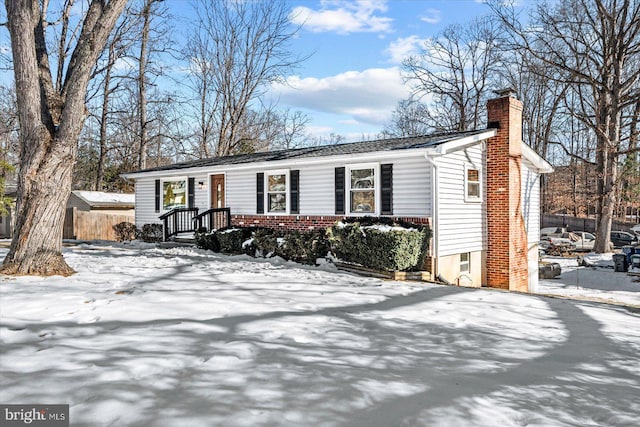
[299, 164, 335, 215]
[226, 170, 256, 214]
[393, 157, 432, 217]
[134, 178, 159, 227]
[131, 153, 434, 226]
[521, 159, 541, 244]
[194, 174, 209, 209]
[436, 145, 485, 257]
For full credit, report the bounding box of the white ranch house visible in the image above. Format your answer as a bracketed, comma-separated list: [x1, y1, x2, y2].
[123, 93, 552, 292]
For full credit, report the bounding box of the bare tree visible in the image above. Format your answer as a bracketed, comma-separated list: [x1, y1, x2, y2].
[185, 0, 306, 157]
[132, 0, 172, 169]
[403, 17, 502, 132]
[0, 85, 18, 216]
[492, 0, 640, 252]
[271, 108, 310, 150]
[3, 0, 127, 276]
[382, 99, 433, 138]
[90, 13, 134, 190]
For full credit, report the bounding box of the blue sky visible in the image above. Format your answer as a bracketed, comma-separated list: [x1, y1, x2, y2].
[265, 0, 494, 141]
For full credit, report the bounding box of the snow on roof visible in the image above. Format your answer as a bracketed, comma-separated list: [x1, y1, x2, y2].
[72, 191, 135, 208]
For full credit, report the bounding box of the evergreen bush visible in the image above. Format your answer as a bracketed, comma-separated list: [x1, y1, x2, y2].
[194, 228, 220, 252]
[244, 228, 282, 257]
[327, 220, 431, 271]
[215, 228, 252, 254]
[112, 221, 137, 242]
[279, 229, 330, 265]
[139, 223, 163, 243]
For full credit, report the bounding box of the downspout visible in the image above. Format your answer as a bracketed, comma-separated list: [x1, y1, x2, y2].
[424, 152, 439, 279]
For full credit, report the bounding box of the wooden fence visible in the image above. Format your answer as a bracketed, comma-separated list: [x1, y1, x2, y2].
[63, 207, 135, 241]
[541, 214, 637, 233]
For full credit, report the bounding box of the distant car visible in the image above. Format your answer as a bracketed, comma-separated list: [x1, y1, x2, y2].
[632, 224, 640, 237]
[562, 231, 596, 252]
[610, 231, 639, 247]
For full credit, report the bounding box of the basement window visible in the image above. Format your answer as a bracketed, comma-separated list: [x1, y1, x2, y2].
[460, 253, 470, 273]
[465, 165, 481, 202]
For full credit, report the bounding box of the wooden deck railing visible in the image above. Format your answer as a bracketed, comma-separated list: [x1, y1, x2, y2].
[159, 207, 199, 241]
[194, 207, 231, 232]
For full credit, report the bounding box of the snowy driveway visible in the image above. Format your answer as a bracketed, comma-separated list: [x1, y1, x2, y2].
[1, 244, 639, 426]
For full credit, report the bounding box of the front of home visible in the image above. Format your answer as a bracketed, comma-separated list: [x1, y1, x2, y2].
[122, 93, 552, 292]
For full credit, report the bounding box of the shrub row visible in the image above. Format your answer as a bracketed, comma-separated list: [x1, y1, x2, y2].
[113, 222, 163, 243]
[327, 219, 431, 272]
[194, 218, 431, 272]
[195, 227, 330, 265]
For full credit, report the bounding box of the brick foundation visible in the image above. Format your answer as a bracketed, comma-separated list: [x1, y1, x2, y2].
[486, 93, 529, 292]
[231, 214, 431, 231]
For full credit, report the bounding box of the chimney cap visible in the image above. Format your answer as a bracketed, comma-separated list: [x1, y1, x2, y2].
[493, 88, 518, 98]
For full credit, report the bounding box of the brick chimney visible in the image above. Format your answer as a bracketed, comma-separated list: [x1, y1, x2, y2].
[485, 90, 529, 292]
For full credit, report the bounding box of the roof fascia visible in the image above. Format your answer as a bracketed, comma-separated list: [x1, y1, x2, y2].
[429, 129, 496, 156]
[522, 143, 554, 173]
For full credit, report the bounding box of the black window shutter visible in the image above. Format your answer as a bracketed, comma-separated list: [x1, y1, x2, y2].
[188, 177, 195, 208]
[290, 170, 300, 214]
[335, 167, 345, 214]
[256, 173, 264, 214]
[381, 164, 393, 215]
[155, 179, 161, 212]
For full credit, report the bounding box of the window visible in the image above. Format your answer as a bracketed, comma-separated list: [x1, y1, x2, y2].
[350, 167, 375, 213]
[465, 166, 481, 201]
[267, 172, 287, 213]
[162, 179, 187, 210]
[460, 253, 470, 273]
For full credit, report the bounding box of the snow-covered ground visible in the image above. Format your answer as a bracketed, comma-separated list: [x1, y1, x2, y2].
[1, 243, 639, 426]
[539, 253, 640, 306]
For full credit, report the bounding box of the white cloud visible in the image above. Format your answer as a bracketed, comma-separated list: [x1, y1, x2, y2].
[290, 0, 393, 35]
[384, 36, 427, 64]
[419, 8, 441, 24]
[270, 67, 410, 127]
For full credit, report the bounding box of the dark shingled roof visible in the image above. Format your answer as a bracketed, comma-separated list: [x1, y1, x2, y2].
[129, 129, 489, 175]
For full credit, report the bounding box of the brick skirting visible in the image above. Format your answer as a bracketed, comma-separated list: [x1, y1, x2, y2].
[231, 214, 431, 231]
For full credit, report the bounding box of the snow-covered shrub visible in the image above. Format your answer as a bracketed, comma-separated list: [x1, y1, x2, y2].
[139, 223, 163, 243]
[195, 229, 220, 252]
[327, 219, 430, 272]
[243, 228, 282, 257]
[278, 229, 330, 265]
[112, 221, 137, 242]
[215, 228, 252, 254]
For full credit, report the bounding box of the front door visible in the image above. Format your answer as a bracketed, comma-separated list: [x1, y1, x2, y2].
[210, 174, 225, 208]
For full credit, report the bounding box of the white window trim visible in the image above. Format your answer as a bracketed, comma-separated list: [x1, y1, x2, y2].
[161, 177, 188, 212]
[347, 163, 380, 216]
[265, 169, 290, 215]
[464, 164, 482, 203]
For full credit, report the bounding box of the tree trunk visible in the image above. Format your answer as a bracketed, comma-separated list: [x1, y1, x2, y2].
[137, 0, 152, 170]
[3, 0, 127, 276]
[2, 132, 76, 276]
